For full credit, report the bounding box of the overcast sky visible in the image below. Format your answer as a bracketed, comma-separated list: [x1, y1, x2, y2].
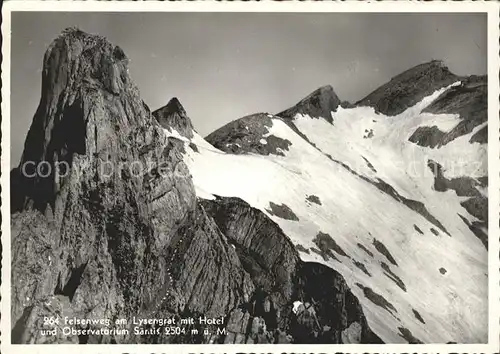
[11, 12, 487, 166]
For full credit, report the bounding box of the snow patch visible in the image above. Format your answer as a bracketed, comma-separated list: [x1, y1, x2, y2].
[163, 127, 190, 143]
[292, 301, 303, 314]
[413, 113, 461, 133]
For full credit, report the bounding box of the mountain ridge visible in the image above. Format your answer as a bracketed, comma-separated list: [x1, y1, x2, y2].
[165, 60, 487, 343]
[203, 59, 483, 160]
[356, 60, 461, 116]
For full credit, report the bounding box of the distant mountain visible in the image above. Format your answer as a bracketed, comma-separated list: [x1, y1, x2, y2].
[10, 28, 488, 345]
[356, 60, 460, 115]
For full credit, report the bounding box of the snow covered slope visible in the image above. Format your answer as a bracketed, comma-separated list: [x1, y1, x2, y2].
[155, 65, 488, 344]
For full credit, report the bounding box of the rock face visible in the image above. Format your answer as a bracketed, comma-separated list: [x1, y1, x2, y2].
[10, 28, 379, 345]
[12, 296, 80, 344]
[409, 75, 487, 147]
[11, 27, 196, 343]
[200, 197, 382, 344]
[356, 60, 459, 115]
[278, 85, 342, 123]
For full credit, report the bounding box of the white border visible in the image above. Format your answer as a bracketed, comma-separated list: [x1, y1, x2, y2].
[1, 2, 499, 354]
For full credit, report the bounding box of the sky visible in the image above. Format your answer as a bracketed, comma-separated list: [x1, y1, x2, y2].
[10, 12, 487, 167]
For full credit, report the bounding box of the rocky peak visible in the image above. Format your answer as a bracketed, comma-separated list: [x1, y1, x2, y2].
[11, 29, 197, 341]
[153, 97, 194, 139]
[277, 85, 342, 123]
[356, 60, 460, 115]
[166, 97, 186, 114]
[12, 26, 150, 212]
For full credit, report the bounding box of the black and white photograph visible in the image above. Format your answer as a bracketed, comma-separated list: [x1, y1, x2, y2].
[2, 2, 499, 353]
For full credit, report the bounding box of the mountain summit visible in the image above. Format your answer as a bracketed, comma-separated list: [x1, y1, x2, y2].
[278, 85, 342, 123]
[153, 97, 194, 138]
[356, 60, 459, 115]
[11, 27, 144, 213]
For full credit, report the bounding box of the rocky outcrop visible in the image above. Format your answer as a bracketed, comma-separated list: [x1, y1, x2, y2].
[407, 126, 446, 149]
[277, 85, 342, 123]
[409, 75, 487, 147]
[200, 196, 383, 344]
[356, 60, 459, 116]
[407, 76, 489, 248]
[205, 113, 292, 156]
[427, 159, 483, 198]
[152, 97, 194, 139]
[10, 28, 380, 345]
[426, 160, 488, 248]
